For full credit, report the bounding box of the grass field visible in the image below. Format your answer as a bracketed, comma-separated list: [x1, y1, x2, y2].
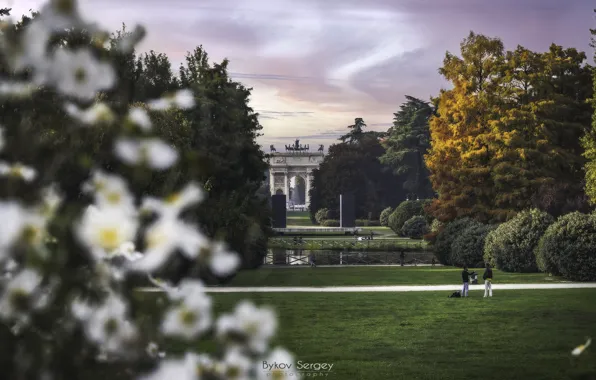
[287, 211, 315, 226]
[226, 266, 567, 287]
[131, 289, 596, 380]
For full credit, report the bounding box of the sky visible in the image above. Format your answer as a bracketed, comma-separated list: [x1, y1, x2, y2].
[1, 0, 594, 151]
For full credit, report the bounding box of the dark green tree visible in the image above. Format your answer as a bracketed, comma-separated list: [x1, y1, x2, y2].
[380, 95, 434, 199]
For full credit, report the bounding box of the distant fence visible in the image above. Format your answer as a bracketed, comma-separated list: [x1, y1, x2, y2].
[263, 250, 435, 266]
[268, 238, 427, 251]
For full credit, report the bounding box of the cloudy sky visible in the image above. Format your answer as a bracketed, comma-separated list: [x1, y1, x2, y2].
[2, 0, 594, 150]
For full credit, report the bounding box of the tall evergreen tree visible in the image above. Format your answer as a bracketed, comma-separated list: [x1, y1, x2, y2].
[380, 95, 434, 199]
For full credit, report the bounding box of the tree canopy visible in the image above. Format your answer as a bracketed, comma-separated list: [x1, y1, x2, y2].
[426, 32, 593, 223]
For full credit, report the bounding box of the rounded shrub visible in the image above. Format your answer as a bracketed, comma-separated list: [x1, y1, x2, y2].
[534, 212, 596, 281]
[483, 209, 554, 273]
[387, 200, 429, 234]
[450, 224, 496, 268]
[434, 218, 481, 265]
[401, 215, 429, 239]
[379, 207, 393, 227]
[315, 208, 329, 224]
[321, 219, 340, 227]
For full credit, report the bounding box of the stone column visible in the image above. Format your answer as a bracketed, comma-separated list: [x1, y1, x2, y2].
[284, 169, 289, 200]
[305, 170, 311, 209]
[269, 170, 275, 193]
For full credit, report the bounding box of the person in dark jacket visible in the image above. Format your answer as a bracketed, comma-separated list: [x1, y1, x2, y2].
[483, 263, 493, 297]
[461, 266, 472, 297]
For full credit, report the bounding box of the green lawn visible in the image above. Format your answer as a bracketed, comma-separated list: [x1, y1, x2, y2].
[287, 211, 314, 226]
[131, 290, 596, 380]
[226, 266, 567, 287]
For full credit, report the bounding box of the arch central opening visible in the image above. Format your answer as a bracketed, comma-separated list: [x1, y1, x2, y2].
[288, 174, 306, 210]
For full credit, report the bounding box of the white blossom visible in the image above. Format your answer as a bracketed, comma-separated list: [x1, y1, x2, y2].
[82, 170, 136, 213]
[137, 355, 198, 380]
[129, 218, 209, 272]
[65, 102, 115, 125]
[10, 20, 51, 78]
[160, 287, 212, 339]
[76, 294, 138, 354]
[205, 241, 240, 277]
[128, 107, 152, 131]
[141, 182, 204, 218]
[75, 205, 139, 261]
[146, 342, 166, 359]
[50, 48, 116, 100]
[0, 161, 37, 182]
[257, 348, 300, 380]
[219, 349, 253, 380]
[147, 89, 195, 110]
[0, 269, 43, 325]
[115, 25, 146, 53]
[114, 137, 178, 170]
[572, 337, 592, 357]
[0, 201, 27, 253]
[216, 301, 277, 354]
[0, 81, 37, 97]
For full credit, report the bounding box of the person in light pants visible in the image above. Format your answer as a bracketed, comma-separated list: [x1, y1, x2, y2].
[483, 263, 493, 297]
[461, 266, 472, 297]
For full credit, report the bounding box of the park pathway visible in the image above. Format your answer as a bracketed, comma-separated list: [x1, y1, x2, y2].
[138, 283, 596, 293]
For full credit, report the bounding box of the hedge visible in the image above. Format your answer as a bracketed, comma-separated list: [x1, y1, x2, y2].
[321, 219, 340, 227]
[450, 224, 496, 268]
[387, 200, 430, 235]
[483, 209, 554, 273]
[315, 208, 329, 224]
[434, 218, 481, 265]
[379, 207, 393, 227]
[534, 212, 596, 281]
[401, 215, 429, 239]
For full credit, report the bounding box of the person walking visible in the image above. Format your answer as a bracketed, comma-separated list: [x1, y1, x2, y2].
[309, 253, 316, 268]
[461, 266, 472, 297]
[483, 263, 493, 297]
[400, 251, 405, 266]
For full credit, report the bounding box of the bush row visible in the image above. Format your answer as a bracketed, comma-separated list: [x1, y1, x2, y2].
[430, 209, 596, 281]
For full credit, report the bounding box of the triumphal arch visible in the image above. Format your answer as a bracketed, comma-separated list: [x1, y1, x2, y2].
[268, 139, 325, 208]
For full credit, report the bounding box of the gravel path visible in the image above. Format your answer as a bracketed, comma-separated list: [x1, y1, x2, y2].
[137, 283, 596, 293]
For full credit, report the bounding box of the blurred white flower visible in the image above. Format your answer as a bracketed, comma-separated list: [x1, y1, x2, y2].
[82, 170, 136, 213]
[0, 161, 37, 182]
[147, 89, 195, 110]
[0, 201, 27, 253]
[10, 20, 51, 78]
[216, 301, 277, 354]
[0, 81, 37, 97]
[138, 355, 198, 380]
[128, 107, 152, 131]
[65, 102, 115, 125]
[50, 48, 116, 100]
[114, 137, 178, 170]
[112, 241, 143, 262]
[204, 241, 240, 277]
[129, 218, 209, 272]
[161, 287, 212, 339]
[115, 25, 146, 53]
[78, 294, 138, 354]
[38, 184, 63, 218]
[257, 348, 300, 380]
[170, 279, 204, 298]
[0, 269, 43, 325]
[2, 258, 18, 279]
[39, 0, 85, 32]
[219, 349, 253, 380]
[141, 182, 204, 218]
[75, 205, 139, 261]
[572, 337, 591, 356]
[146, 342, 166, 359]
